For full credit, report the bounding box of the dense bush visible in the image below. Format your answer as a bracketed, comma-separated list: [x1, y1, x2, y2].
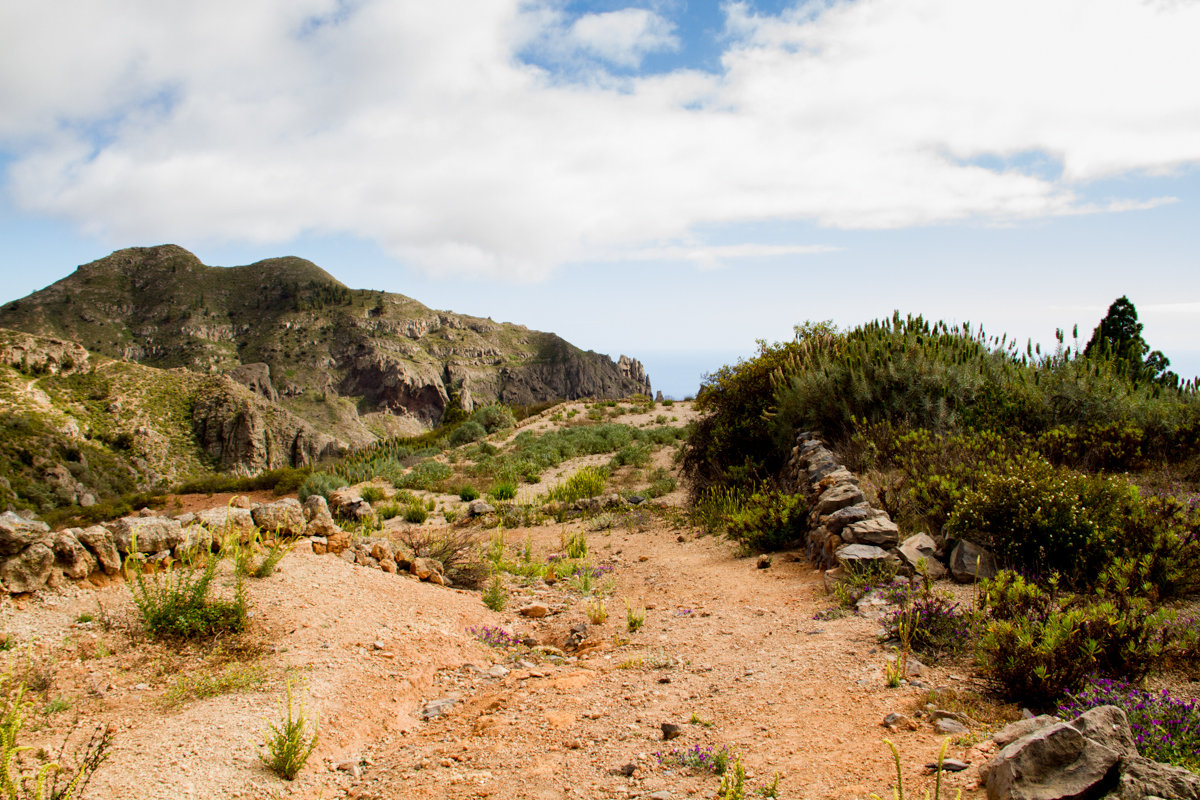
[885, 586, 974, 663]
[127, 547, 248, 640]
[471, 405, 516, 434]
[976, 571, 1173, 709]
[722, 487, 808, 553]
[546, 467, 608, 504]
[393, 459, 453, 491]
[448, 420, 487, 447]
[298, 472, 348, 501]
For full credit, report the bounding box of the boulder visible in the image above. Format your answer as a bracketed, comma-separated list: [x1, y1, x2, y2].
[0, 543, 54, 593]
[327, 488, 363, 518]
[252, 498, 306, 536]
[108, 516, 184, 555]
[192, 506, 255, 538]
[468, 500, 495, 517]
[303, 495, 330, 522]
[898, 532, 946, 579]
[52, 531, 98, 580]
[811, 483, 865, 518]
[0, 511, 50, 557]
[978, 706, 1199, 800]
[75, 525, 122, 574]
[410, 557, 444, 581]
[835, 543, 896, 567]
[950, 539, 997, 584]
[842, 517, 901, 548]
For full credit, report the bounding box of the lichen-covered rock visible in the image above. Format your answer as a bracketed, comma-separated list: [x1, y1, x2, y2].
[192, 507, 255, 538]
[0, 543, 54, 593]
[52, 531, 97, 579]
[251, 498, 306, 536]
[107, 516, 184, 554]
[75, 525, 121, 574]
[0, 511, 50, 557]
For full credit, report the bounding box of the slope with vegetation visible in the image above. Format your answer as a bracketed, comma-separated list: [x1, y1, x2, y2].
[683, 298, 1200, 727]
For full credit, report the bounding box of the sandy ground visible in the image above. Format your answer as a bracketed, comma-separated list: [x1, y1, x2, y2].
[0, 401, 998, 800]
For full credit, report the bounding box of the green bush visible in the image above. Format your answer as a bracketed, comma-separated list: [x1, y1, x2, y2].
[944, 459, 1138, 587]
[458, 485, 480, 502]
[298, 472, 348, 502]
[546, 467, 607, 504]
[448, 420, 487, 447]
[976, 570, 1173, 709]
[404, 504, 429, 524]
[489, 481, 517, 501]
[126, 547, 248, 640]
[722, 487, 808, 553]
[393, 460, 453, 490]
[610, 443, 652, 468]
[378, 502, 402, 521]
[359, 485, 385, 503]
[261, 681, 318, 781]
[471, 405, 516, 434]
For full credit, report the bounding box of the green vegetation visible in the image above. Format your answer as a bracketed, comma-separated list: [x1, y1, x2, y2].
[260, 681, 319, 781]
[686, 298, 1200, 712]
[546, 467, 607, 504]
[126, 544, 248, 640]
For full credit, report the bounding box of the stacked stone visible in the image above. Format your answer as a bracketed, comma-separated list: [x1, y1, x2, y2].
[786, 432, 946, 580]
[0, 492, 462, 595]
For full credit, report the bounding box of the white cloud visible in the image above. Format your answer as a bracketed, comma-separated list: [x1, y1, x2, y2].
[568, 8, 679, 67]
[2, 0, 1199, 280]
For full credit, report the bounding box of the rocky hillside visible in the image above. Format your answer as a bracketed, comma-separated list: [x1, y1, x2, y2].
[0, 245, 651, 437]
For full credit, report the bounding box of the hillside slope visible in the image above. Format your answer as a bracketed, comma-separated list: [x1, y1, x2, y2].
[0, 245, 651, 434]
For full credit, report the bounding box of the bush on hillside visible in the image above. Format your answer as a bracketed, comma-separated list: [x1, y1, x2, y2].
[298, 472, 348, 502]
[722, 487, 808, 553]
[448, 420, 487, 447]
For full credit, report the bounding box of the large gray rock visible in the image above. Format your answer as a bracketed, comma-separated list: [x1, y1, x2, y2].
[993, 716, 1060, 749]
[192, 506, 255, 537]
[0, 543, 54, 593]
[898, 532, 946, 579]
[835, 543, 895, 566]
[52, 531, 98, 580]
[75, 525, 121, 574]
[303, 494, 330, 522]
[108, 516, 185, 555]
[0, 511, 50, 557]
[821, 502, 881, 535]
[811, 483, 865, 518]
[468, 500, 495, 517]
[842, 517, 901, 547]
[984, 720, 1121, 800]
[950, 539, 997, 583]
[252, 498, 306, 536]
[980, 706, 1199, 800]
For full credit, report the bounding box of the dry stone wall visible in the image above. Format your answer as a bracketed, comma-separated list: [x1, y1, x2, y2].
[785, 431, 945, 579]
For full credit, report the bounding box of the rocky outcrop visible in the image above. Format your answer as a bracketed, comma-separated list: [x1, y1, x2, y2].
[617, 355, 652, 397]
[227, 362, 278, 402]
[191, 377, 343, 473]
[0, 329, 89, 375]
[981, 706, 1200, 800]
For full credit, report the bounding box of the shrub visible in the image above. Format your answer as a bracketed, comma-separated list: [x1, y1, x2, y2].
[359, 485, 385, 503]
[471, 405, 516, 434]
[448, 421, 487, 447]
[626, 601, 645, 632]
[404, 504, 429, 524]
[1060, 678, 1200, 772]
[563, 530, 588, 560]
[546, 467, 607, 504]
[378, 502, 402, 521]
[261, 681, 318, 781]
[488, 481, 517, 501]
[722, 487, 808, 553]
[976, 570, 1173, 709]
[458, 485, 480, 502]
[126, 545, 248, 640]
[885, 588, 974, 663]
[482, 575, 506, 611]
[393, 460, 453, 491]
[945, 459, 1136, 587]
[394, 528, 481, 578]
[610, 443, 652, 468]
[298, 472, 348, 502]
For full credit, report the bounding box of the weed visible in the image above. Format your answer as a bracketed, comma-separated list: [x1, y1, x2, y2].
[689, 712, 714, 727]
[165, 663, 266, 706]
[546, 466, 608, 503]
[40, 696, 71, 716]
[359, 486, 385, 504]
[126, 541, 247, 640]
[73, 613, 94, 625]
[586, 598, 608, 624]
[234, 530, 295, 579]
[488, 481, 518, 501]
[626, 601, 645, 632]
[871, 738, 962, 800]
[404, 504, 429, 524]
[459, 485, 480, 502]
[563, 530, 589, 560]
[467, 625, 522, 651]
[658, 743, 731, 774]
[260, 681, 318, 781]
[378, 502, 402, 521]
[717, 753, 746, 800]
[482, 575, 507, 612]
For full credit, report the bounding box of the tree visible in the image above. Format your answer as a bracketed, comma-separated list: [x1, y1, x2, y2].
[1084, 296, 1171, 382]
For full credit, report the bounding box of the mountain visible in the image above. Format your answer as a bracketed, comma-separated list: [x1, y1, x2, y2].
[0, 245, 651, 514]
[0, 245, 650, 434]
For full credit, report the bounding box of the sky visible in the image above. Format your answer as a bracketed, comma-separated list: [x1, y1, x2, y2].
[1, 0, 1198, 398]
